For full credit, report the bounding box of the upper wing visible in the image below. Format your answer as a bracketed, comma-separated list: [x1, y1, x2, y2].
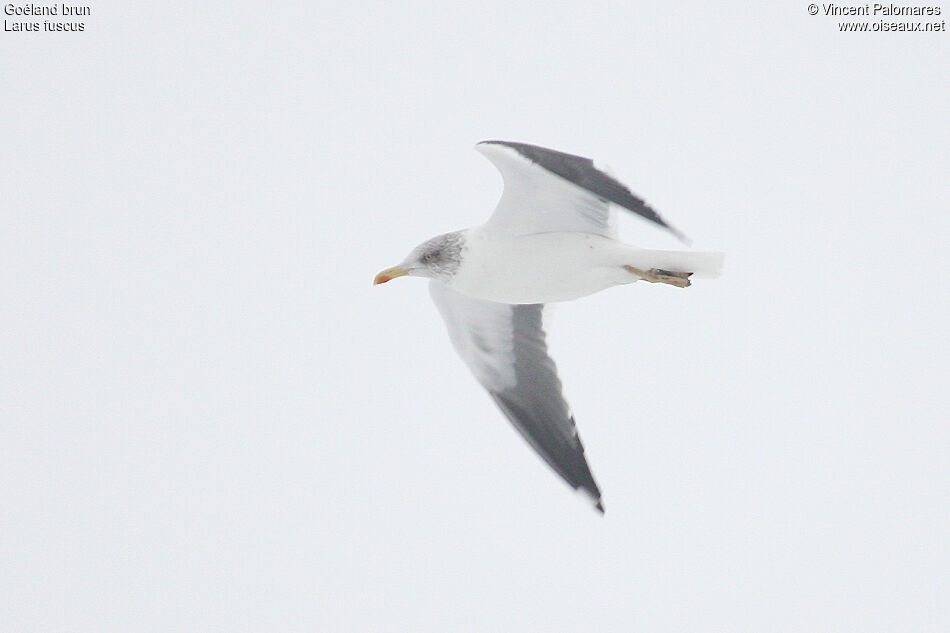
[429, 281, 603, 512]
[476, 140, 686, 242]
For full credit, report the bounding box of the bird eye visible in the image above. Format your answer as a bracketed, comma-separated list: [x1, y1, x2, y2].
[422, 252, 435, 264]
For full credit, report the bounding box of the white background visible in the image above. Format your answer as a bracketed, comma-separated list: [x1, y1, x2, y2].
[2, 2, 948, 631]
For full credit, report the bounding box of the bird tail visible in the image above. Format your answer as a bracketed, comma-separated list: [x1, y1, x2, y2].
[626, 249, 724, 278]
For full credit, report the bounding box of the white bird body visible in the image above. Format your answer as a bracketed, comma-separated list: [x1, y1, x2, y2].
[451, 227, 722, 304]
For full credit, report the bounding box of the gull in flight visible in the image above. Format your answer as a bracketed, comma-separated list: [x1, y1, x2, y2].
[375, 141, 723, 513]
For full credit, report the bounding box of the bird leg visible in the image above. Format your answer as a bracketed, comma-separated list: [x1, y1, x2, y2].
[623, 265, 693, 288]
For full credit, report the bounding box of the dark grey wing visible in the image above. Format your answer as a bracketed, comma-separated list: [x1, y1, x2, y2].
[429, 281, 604, 512]
[476, 139, 687, 242]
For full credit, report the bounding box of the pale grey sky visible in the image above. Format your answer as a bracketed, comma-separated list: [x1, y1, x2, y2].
[2, 2, 948, 631]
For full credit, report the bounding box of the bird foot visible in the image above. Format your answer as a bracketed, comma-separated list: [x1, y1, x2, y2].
[623, 266, 692, 288]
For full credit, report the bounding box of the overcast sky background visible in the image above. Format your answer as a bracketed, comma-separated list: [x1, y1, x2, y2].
[2, 2, 948, 631]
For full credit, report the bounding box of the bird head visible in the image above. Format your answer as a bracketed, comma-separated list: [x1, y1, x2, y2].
[374, 231, 465, 285]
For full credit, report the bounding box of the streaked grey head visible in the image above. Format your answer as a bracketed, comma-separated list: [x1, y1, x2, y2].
[374, 230, 466, 285]
[406, 231, 465, 280]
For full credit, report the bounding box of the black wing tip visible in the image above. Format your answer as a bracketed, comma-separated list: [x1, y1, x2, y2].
[582, 485, 605, 515]
[669, 225, 691, 245]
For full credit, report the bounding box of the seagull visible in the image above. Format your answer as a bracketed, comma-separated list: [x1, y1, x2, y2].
[375, 141, 723, 513]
